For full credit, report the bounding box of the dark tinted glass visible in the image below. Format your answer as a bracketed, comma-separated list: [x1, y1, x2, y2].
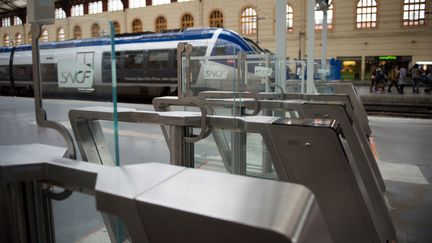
[148, 50, 169, 71]
[125, 51, 145, 69]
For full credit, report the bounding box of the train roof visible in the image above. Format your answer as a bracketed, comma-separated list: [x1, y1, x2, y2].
[0, 28, 253, 53]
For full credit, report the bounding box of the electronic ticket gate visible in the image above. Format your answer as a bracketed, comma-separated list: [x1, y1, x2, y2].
[261, 92, 372, 138]
[68, 107, 396, 243]
[153, 95, 385, 193]
[0, 144, 332, 243]
[316, 82, 370, 136]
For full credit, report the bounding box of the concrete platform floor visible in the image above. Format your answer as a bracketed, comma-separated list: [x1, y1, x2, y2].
[0, 96, 431, 242]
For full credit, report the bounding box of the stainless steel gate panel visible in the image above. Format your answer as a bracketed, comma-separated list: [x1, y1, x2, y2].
[265, 119, 395, 243]
[257, 99, 385, 192]
[132, 167, 332, 243]
[298, 102, 385, 192]
[0, 144, 333, 243]
[317, 83, 369, 133]
[259, 92, 372, 137]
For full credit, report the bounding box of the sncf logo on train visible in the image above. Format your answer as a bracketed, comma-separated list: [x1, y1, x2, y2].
[57, 59, 94, 88]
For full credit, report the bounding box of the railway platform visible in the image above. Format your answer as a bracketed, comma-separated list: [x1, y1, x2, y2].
[352, 84, 432, 117]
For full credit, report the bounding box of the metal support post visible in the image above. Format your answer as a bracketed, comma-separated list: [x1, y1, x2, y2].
[169, 126, 194, 168]
[275, 0, 287, 92]
[232, 128, 247, 175]
[29, 16, 76, 243]
[31, 23, 76, 159]
[306, 0, 316, 94]
[261, 109, 273, 174]
[0, 182, 29, 242]
[232, 53, 248, 175]
[321, 10, 328, 80]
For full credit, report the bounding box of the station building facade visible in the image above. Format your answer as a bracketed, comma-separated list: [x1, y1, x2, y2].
[0, 0, 431, 80]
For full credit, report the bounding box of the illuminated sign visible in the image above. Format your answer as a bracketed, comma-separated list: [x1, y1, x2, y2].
[379, 56, 397, 61]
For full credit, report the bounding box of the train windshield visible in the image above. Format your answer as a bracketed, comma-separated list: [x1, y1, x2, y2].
[244, 38, 265, 54]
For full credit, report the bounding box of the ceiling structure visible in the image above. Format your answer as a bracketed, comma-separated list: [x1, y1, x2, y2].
[0, 0, 27, 13]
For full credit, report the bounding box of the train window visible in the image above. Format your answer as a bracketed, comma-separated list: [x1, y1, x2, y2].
[125, 51, 145, 69]
[148, 51, 169, 70]
[103, 52, 111, 69]
[0, 66, 9, 81]
[14, 65, 32, 81]
[116, 52, 123, 69]
[244, 38, 264, 53]
[103, 52, 123, 70]
[211, 44, 240, 56]
[15, 66, 26, 74]
[41, 64, 57, 82]
[190, 46, 207, 57]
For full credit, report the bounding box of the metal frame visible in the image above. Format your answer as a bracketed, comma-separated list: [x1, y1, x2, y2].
[316, 82, 371, 136]
[31, 23, 77, 159]
[259, 91, 372, 137]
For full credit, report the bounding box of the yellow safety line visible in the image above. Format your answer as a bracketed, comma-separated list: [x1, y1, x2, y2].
[369, 136, 380, 161]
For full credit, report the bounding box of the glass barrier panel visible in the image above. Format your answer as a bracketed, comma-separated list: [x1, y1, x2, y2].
[51, 187, 107, 243]
[34, 18, 127, 243]
[38, 17, 115, 162]
[187, 56, 239, 96]
[193, 131, 277, 180]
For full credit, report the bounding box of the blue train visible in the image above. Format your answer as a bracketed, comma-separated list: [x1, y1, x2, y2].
[0, 28, 263, 98]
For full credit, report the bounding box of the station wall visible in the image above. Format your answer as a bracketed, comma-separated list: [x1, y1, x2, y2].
[0, 0, 431, 80]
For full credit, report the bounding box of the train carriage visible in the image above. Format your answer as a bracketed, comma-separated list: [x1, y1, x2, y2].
[0, 28, 265, 98]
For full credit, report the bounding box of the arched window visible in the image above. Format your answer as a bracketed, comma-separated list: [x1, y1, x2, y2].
[28, 32, 32, 44]
[129, 0, 146, 8]
[57, 28, 65, 41]
[2, 17, 11, 27]
[315, 0, 333, 30]
[155, 16, 167, 33]
[108, 0, 124, 11]
[91, 23, 100, 37]
[114, 21, 121, 34]
[241, 7, 257, 35]
[15, 33, 22, 45]
[71, 4, 84, 17]
[55, 8, 66, 19]
[356, 0, 377, 28]
[89, 1, 103, 14]
[13, 16, 22, 26]
[181, 14, 194, 29]
[73, 25, 82, 39]
[403, 0, 426, 26]
[3, 35, 10, 46]
[153, 0, 170, 6]
[209, 10, 224, 28]
[132, 19, 142, 33]
[41, 29, 49, 42]
[287, 5, 294, 32]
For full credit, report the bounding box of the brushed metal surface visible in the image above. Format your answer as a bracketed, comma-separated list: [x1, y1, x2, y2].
[0, 144, 333, 243]
[135, 168, 332, 243]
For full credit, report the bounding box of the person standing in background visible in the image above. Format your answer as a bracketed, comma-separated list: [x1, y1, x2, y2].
[375, 66, 386, 93]
[399, 65, 407, 94]
[388, 65, 400, 93]
[370, 65, 377, 92]
[411, 64, 422, 94]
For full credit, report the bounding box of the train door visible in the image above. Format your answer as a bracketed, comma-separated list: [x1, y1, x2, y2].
[76, 52, 94, 69]
[75, 52, 95, 89]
